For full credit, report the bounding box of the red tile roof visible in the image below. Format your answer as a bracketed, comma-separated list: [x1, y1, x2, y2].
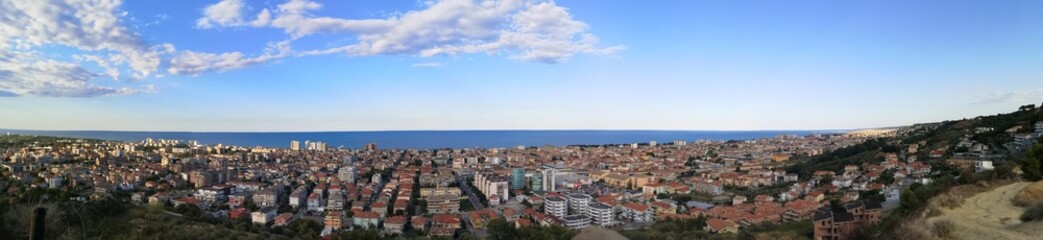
[623, 202, 649, 212]
[355, 211, 380, 219]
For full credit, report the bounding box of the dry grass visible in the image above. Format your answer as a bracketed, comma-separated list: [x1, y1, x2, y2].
[921, 181, 1043, 240]
[1013, 180, 1043, 207]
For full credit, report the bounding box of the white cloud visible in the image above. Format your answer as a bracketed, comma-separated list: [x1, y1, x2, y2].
[0, 0, 171, 79]
[269, 0, 395, 39]
[168, 41, 293, 75]
[0, 0, 621, 97]
[251, 9, 272, 27]
[195, 0, 273, 28]
[196, 0, 247, 28]
[205, 0, 621, 63]
[0, 51, 135, 97]
[0, 0, 175, 97]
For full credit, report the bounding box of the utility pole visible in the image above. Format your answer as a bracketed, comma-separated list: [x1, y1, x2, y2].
[30, 207, 45, 240]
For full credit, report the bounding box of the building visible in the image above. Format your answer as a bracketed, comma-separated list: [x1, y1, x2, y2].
[230, 208, 250, 220]
[562, 214, 591, 229]
[975, 160, 995, 172]
[783, 199, 821, 221]
[511, 168, 526, 190]
[469, 209, 500, 229]
[567, 193, 593, 215]
[189, 170, 212, 188]
[251, 207, 277, 225]
[354, 212, 382, 229]
[307, 192, 324, 212]
[384, 216, 408, 235]
[290, 140, 300, 151]
[365, 143, 378, 151]
[529, 172, 544, 191]
[339, 166, 356, 184]
[622, 203, 653, 222]
[411, 216, 429, 233]
[289, 186, 307, 208]
[419, 187, 462, 198]
[474, 171, 510, 205]
[253, 188, 279, 208]
[273, 213, 293, 227]
[304, 141, 327, 151]
[691, 178, 724, 195]
[326, 193, 346, 211]
[545, 196, 568, 217]
[196, 186, 229, 203]
[814, 201, 883, 240]
[324, 211, 345, 230]
[705, 218, 738, 233]
[427, 194, 460, 214]
[588, 202, 615, 227]
[541, 163, 564, 192]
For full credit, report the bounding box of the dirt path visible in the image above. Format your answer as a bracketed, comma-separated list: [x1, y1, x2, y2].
[926, 182, 1043, 240]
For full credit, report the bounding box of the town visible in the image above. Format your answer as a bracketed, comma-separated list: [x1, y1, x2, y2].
[1, 118, 1041, 239]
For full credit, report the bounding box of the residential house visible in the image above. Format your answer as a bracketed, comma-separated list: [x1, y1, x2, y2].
[705, 218, 738, 233]
[353, 211, 382, 229]
[251, 207, 277, 225]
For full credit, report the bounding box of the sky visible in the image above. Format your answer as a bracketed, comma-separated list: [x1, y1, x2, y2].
[1, 0, 1043, 132]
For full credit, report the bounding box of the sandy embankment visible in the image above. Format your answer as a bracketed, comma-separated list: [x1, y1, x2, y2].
[925, 182, 1043, 240]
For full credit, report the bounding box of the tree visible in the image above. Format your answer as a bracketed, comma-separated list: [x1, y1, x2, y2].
[1022, 143, 1043, 181]
[899, 188, 921, 212]
[487, 218, 516, 240]
[877, 169, 896, 184]
[957, 169, 976, 185]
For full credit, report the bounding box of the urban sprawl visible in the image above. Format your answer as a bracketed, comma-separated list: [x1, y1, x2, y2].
[3, 121, 1042, 239]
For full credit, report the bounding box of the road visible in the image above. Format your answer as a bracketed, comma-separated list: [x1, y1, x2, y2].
[461, 211, 488, 239]
[456, 174, 488, 239]
[456, 175, 485, 210]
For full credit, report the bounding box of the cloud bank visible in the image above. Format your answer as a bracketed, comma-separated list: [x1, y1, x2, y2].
[0, 0, 621, 97]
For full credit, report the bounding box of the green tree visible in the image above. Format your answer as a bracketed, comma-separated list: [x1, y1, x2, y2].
[877, 169, 896, 184]
[899, 188, 921, 212]
[1022, 143, 1043, 181]
[487, 218, 517, 240]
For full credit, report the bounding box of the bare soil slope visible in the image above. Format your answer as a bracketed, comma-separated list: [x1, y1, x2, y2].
[572, 226, 628, 240]
[925, 182, 1043, 240]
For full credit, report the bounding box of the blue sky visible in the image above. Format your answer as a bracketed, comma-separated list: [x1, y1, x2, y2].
[1, 0, 1042, 131]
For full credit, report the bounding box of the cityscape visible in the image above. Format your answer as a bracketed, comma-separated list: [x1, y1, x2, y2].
[2, 112, 1043, 239]
[3, 0, 1043, 240]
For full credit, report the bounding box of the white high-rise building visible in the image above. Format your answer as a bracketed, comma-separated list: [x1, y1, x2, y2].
[541, 163, 565, 192]
[562, 214, 591, 229]
[305, 141, 327, 151]
[588, 202, 615, 227]
[567, 193, 593, 215]
[290, 141, 300, 151]
[474, 171, 510, 204]
[545, 196, 568, 217]
[338, 166, 356, 183]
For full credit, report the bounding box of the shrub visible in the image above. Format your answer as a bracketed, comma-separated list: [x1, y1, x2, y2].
[1020, 202, 1043, 222]
[931, 220, 955, 238]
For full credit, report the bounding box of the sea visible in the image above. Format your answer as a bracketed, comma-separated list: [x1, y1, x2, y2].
[0, 129, 845, 149]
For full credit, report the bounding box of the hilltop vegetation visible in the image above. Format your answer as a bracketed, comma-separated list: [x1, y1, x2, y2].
[0, 135, 108, 149]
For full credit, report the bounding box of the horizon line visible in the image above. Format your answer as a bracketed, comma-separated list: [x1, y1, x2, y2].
[0, 127, 889, 134]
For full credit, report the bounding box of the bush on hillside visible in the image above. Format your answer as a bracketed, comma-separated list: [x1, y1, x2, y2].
[1021, 202, 1043, 222]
